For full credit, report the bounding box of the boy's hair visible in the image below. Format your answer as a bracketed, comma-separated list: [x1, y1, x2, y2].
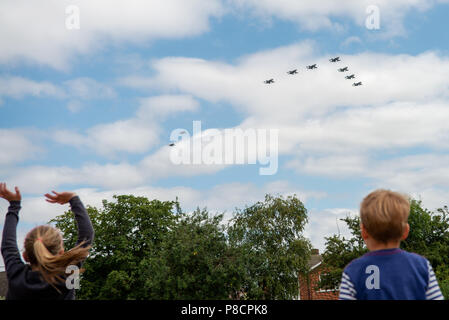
[360, 189, 410, 243]
[24, 225, 91, 291]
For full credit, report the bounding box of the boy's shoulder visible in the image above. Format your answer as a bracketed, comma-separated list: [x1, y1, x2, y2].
[402, 250, 430, 264]
[341, 249, 435, 300]
[344, 249, 429, 274]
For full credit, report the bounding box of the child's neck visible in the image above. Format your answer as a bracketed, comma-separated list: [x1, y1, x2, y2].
[365, 239, 400, 252]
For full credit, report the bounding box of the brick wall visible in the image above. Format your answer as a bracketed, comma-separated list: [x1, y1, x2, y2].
[299, 266, 339, 300]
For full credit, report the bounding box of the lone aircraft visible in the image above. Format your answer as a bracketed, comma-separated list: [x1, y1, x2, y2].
[353, 82, 363, 87]
[264, 79, 275, 84]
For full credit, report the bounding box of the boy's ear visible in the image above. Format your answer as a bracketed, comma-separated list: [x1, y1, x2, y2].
[361, 224, 372, 241]
[360, 223, 368, 240]
[401, 223, 410, 241]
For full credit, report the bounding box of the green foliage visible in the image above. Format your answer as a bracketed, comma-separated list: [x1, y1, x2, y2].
[402, 201, 449, 298]
[318, 216, 368, 290]
[228, 194, 312, 299]
[51, 195, 179, 299]
[401, 202, 449, 274]
[440, 279, 449, 299]
[319, 199, 449, 299]
[133, 208, 244, 299]
[50, 193, 311, 300]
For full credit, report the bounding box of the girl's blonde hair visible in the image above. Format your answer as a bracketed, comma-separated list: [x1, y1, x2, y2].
[24, 225, 91, 290]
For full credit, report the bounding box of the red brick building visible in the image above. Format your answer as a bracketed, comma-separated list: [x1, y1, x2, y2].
[298, 249, 339, 300]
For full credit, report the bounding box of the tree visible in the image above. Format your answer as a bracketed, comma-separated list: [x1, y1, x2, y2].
[319, 199, 449, 299]
[228, 194, 312, 299]
[51, 195, 179, 299]
[133, 208, 245, 299]
[401, 202, 449, 299]
[318, 216, 368, 291]
[51, 193, 313, 299]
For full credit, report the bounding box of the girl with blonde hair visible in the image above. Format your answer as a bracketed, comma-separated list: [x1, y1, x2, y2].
[1, 182, 94, 299]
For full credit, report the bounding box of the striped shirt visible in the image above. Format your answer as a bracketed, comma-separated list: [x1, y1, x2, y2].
[426, 261, 444, 300]
[339, 248, 444, 300]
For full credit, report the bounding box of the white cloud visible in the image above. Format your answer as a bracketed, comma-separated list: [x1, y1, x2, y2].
[139, 145, 228, 180]
[281, 101, 449, 157]
[0, 129, 42, 165]
[409, 188, 449, 211]
[6, 166, 81, 194]
[66, 100, 84, 113]
[118, 42, 449, 208]
[119, 44, 449, 159]
[84, 119, 159, 156]
[137, 95, 199, 118]
[0, 76, 117, 114]
[0, 76, 64, 99]
[13, 180, 325, 224]
[0, 0, 224, 69]
[6, 163, 145, 194]
[121, 44, 449, 123]
[340, 36, 362, 48]
[62, 78, 116, 112]
[288, 153, 449, 196]
[114, 44, 449, 189]
[287, 155, 369, 178]
[2, 0, 447, 70]
[63, 77, 116, 100]
[9, 132, 231, 194]
[228, 0, 449, 36]
[4, 43, 449, 257]
[368, 154, 449, 191]
[53, 94, 199, 156]
[304, 207, 359, 252]
[288, 153, 449, 214]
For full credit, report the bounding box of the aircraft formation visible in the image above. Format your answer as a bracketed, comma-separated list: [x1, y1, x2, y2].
[170, 58, 362, 147]
[264, 56, 362, 88]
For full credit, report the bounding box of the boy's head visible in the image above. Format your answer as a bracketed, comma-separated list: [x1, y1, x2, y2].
[360, 189, 410, 245]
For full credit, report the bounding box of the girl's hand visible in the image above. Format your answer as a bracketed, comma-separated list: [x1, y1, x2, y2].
[44, 191, 77, 204]
[0, 183, 21, 202]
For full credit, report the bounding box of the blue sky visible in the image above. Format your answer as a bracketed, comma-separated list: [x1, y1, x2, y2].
[1, 0, 449, 263]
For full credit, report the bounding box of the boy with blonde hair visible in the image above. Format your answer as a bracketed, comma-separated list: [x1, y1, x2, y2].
[339, 189, 444, 300]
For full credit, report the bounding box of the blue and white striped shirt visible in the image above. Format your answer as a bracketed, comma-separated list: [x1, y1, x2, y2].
[339, 248, 444, 300]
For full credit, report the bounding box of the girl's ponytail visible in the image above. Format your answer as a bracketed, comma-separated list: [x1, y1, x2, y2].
[25, 225, 91, 290]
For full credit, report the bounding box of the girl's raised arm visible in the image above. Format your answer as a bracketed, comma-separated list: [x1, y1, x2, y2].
[0, 183, 24, 276]
[44, 191, 94, 248]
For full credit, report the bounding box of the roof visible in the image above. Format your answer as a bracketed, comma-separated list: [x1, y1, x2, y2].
[307, 254, 323, 271]
[0, 271, 7, 298]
